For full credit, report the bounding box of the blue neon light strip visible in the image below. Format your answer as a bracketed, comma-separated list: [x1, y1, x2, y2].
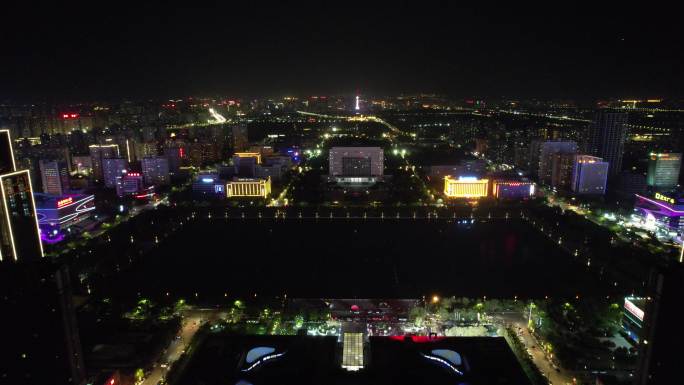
[420, 353, 464, 375]
[241, 352, 286, 372]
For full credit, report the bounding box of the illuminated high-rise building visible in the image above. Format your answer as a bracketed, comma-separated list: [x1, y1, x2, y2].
[102, 157, 127, 188]
[163, 145, 185, 174]
[534, 141, 577, 186]
[0, 129, 44, 262]
[571, 155, 608, 195]
[587, 110, 628, 177]
[141, 156, 170, 186]
[548, 152, 577, 190]
[89, 144, 119, 182]
[134, 141, 159, 160]
[187, 141, 221, 167]
[39, 159, 70, 195]
[647, 152, 681, 190]
[105, 135, 136, 163]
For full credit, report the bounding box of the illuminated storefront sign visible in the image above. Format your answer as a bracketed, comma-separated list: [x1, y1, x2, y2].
[57, 197, 73, 208]
[655, 192, 675, 205]
[624, 298, 644, 322]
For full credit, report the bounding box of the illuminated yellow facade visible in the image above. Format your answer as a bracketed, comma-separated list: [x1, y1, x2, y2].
[226, 178, 271, 198]
[444, 176, 489, 198]
[234, 152, 262, 164]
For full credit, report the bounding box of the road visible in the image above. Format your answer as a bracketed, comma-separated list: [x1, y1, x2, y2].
[74, 195, 170, 245]
[495, 313, 574, 385]
[141, 309, 221, 385]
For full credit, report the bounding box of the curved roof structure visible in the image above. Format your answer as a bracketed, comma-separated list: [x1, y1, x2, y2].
[246, 347, 275, 364]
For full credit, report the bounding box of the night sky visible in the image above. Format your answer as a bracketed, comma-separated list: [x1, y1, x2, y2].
[2, 2, 683, 101]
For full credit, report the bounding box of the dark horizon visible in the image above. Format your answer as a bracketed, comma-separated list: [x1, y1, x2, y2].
[2, 2, 683, 102]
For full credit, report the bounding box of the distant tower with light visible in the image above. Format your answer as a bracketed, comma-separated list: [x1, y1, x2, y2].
[355, 95, 360, 112]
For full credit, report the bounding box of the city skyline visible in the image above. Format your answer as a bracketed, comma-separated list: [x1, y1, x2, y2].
[2, 3, 684, 385]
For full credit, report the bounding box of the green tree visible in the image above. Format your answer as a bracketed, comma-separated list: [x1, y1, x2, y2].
[409, 307, 427, 328]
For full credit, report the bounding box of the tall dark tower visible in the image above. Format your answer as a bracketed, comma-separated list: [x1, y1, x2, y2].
[0, 263, 87, 385]
[0, 129, 16, 174]
[586, 110, 628, 178]
[0, 130, 86, 384]
[633, 264, 684, 384]
[0, 129, 44, 262]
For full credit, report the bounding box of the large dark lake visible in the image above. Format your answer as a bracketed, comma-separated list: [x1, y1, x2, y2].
[108, 218, 610, 299]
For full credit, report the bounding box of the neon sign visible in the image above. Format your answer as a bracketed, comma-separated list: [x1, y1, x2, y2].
[624, 298, 644, 322]
[57, 197, 73, 208]
[655, 192, 675, 205]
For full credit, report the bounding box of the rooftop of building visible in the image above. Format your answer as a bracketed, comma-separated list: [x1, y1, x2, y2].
[177, 334, 531, 385]
[33, 192, 93, 208]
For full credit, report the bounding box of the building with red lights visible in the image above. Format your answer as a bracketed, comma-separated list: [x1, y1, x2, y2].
[35, 193, 96, 242]
[115, 172, 144, 197]
[492, 180, 535, 199]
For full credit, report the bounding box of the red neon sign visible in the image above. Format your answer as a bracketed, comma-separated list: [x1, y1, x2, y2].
[389, 335, 444, 343]
[57, 197, 73, 208]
